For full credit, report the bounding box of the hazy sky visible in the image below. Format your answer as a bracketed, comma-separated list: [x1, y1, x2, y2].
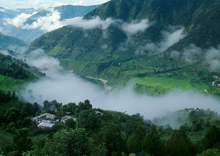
[1, 0, 110, 9]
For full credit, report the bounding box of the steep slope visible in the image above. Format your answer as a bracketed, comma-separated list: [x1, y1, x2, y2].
[31, 0, 220, 55]
[0, 50, 40, 92]
[30, 0, 220, 95]
[84, 0, 220, 49]
[0, 33, 27, 49]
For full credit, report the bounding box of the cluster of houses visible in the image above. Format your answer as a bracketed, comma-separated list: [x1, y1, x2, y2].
[212, 75, 220, 87]
[31, 113, 76, 128]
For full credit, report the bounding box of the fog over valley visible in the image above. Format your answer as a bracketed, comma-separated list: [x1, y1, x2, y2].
[9, 48, 219, 121]
[2, 1, 220, 155]
[2, 12, 220, 122]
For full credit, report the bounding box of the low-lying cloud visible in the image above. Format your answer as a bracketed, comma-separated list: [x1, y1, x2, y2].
[1, 0, 109, 10]
[68, 16, 114, 30]
[129, 26, 186, 54]
[4, 9, 151, 34]
[205, 46, 220, 71]
[0, 50, 10, 56]
[170, 44, 220, 71]
[13, 48, 220, 121]
[181, 44, 203, 64]
[121, 19, 150, 35]
[26, 49, 62, 73]
[4, 13, 32, 28]
[159, 26, 186, 52]
[4, 8, 65, 32]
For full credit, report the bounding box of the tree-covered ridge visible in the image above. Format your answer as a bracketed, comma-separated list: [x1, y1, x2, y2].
[1, 92, 220, 155]
[31, 0, 220, 52]
[0, 53, 41, 80]
[0, 54, 29, 80]
[84, 0, 220, 49]
[0, 52, 44, 92]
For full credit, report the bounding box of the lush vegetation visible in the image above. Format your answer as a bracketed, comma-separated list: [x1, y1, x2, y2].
[1, 91, 220, 155]
[1, 0, 220, 155]
[0, 52, 43, 92]
[29, 0, 220, 96]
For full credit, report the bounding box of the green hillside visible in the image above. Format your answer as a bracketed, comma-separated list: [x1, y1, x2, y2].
[30, 0, 220, 95]
[0, 52, 41, 92]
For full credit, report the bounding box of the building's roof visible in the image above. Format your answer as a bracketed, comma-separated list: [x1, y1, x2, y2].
[38, 122, 55, 128]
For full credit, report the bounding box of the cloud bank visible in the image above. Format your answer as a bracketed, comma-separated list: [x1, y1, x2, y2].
[67, 16, 114, 30]
[129, 26, 186, 54]
[5, 11, 151, 35]
[4, 8, 64, 32]
[16, 48, 220, 121]
[1, 0, 109, 9]
[159, 26, 186, 52]
[121, 19, 150, 35]
[181, 44, 204, 64]
[205, 46, 220, 71]
[4, 13, 32, 28]
[170, 44, 220, 71]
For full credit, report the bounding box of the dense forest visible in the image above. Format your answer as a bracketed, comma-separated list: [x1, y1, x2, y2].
[1, 0, 220, 155]
[0, 51, 46, 92]
[0, 91, 220, 156]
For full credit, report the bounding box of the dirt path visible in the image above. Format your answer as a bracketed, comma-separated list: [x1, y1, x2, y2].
[86, 76, 112, 90]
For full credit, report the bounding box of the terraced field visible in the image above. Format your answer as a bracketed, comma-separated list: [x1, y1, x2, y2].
[0, 75, 25, 92]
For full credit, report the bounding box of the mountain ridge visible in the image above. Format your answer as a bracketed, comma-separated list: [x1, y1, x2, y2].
[29, 0, 220, 95]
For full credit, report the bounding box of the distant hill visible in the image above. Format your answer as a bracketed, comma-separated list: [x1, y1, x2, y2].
[1, 7, 38, 16]
[26, 5, 100, 24]
[0, 10, 14, 19]
[30, 0, 220, 95]
[0, 33, 27, 49]
[0, 5, 100, 44]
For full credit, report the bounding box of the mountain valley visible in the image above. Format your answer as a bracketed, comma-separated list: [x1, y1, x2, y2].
[30, 0, 220, 95]
[1, 0, 220, 155]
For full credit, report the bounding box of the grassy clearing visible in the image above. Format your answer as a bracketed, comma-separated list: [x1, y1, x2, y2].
[0, 75, 26, 92]
[133, 76, 212, 94]
[134, 77, 193, 90]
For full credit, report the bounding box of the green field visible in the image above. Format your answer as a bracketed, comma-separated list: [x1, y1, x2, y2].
[0, 75, 26, 92]
[135, 77, 193, 90]
[59, 54, 220, 96]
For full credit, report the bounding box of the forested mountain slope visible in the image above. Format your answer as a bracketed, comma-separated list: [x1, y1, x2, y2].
[84, 0, 220, 49]
[0, 49, 43, 92]
[26, 5, 100, 24]
[30, 0, 220, 95]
